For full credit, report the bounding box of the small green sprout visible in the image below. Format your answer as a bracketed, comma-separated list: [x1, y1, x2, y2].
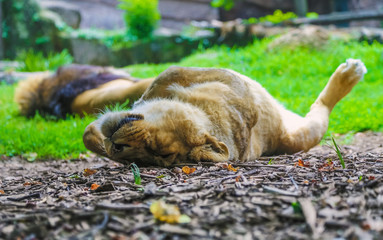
[291, 201, 302, 214]
[131, 163, 142, 185]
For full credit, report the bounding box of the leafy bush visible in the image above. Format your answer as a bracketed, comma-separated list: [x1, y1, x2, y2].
[245, 10, 297, 24]
[16, 49, 73, 72]
[1, 0, 61, 59]
[118, 0, 161, 39]
[245, 10, 319, 25]
[211, 0, 234, 10]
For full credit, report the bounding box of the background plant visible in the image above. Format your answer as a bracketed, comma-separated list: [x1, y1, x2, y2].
[1, 0, 61, 59]
[16, 49, 73, 72]
[118, 0, 161, 39]
[245, 10, 318, 25]
[211, 0, 234, 10]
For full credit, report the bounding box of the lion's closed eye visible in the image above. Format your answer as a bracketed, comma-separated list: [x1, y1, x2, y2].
[113, 143, 131, 151]
[159, 153, 174, 158]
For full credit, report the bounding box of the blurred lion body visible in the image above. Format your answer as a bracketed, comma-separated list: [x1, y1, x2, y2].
[14, 64, 153, 118]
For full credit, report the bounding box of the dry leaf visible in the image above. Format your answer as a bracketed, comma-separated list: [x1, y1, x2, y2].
[182, 166, 196, 175]
[0, 190, 5, 194]
[216, 163, 238, 172]
[227, 164, 238, 172]
[318, 159, 335, 172]
[361, 222, 371, 230]
[368, 176, 375, 180]
[90, 183, 100, 190]
[83, 168, 97, 177]
[23, 181, 42, 186]
[216, 162, 229, 168]
[235, 175, 241, 182]
[150, 200, 191, 224]
[295, 159, 310, 168]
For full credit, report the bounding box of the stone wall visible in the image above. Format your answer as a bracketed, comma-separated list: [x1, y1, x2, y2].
[349, 0, 383, 27]
[159, 0, 218, 30]
[38, 0, 217, 30]
[38, 0, 383, 31]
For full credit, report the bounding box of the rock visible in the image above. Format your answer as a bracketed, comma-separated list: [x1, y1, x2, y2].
[38, 1, 81, 29]
[268, 25, 330, 50]
[47, 7, 80, 29]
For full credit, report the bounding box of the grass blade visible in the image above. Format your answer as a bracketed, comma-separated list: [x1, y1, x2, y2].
[332, 137, 345, 169]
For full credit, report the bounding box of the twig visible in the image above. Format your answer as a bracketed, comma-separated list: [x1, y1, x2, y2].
[65, 211, 109, 240]
[140, 173, 158, 178]
[171, 162, 289, 168]
[289, 175, 299, 191]
[7, 192, 41, 201]
[262, 186, 301, 197]
[95, 202, 149, 211]
[299, 198, 319, 237]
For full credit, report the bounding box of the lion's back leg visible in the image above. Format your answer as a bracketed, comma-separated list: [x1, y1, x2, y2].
[276, 59, 367, 154]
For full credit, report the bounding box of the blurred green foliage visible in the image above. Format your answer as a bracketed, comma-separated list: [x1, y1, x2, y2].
[118, 0, 161, 39]
[1, 0, 60, 59]
[258, 10, 297, 24]
[244, 10, 318, 25]
[211, 0, 234, 10]
[15, 49, 73, 72]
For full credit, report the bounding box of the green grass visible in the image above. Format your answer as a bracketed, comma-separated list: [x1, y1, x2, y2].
[0, 83, 94, 159]
[1, 38, 382, 160]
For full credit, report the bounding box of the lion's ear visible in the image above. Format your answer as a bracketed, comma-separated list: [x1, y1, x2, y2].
[188, 135, 229, 162]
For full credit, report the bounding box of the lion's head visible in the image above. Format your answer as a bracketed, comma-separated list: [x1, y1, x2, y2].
[83, 100, 229, 166]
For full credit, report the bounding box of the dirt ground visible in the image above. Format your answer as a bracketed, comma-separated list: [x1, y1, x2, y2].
[1, 132, 382, 240]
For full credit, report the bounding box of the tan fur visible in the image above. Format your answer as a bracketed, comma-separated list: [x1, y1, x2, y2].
[14, 72, 51, 116]
[72, 78, 154, 116]
[83, 59, 367, 166]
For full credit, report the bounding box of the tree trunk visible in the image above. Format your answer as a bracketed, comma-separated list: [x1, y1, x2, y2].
[0, 1, 4, 60]
[294, 0, 308, 17]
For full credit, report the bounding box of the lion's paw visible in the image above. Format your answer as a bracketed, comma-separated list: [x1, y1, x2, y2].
[339, 58, 367, 83]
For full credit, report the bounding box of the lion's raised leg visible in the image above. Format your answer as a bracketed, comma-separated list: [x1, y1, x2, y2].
[277, 59, 367, 154]
[72, 78, 154, 116]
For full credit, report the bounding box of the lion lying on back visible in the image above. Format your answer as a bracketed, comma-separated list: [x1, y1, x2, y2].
[83, 59, 366, 166]
[15, 60, 366, 166]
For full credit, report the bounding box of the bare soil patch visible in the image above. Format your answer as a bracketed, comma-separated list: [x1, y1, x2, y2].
[1, 132, 382, 239]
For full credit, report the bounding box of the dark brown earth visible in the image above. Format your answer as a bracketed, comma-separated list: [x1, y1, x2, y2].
[1, 132, 382, 240]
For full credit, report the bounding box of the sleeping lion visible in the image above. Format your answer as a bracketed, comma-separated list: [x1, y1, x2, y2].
[15, 60, 366, 166]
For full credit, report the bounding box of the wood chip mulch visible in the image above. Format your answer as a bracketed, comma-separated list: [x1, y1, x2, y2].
[1, 132, 382, 240]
